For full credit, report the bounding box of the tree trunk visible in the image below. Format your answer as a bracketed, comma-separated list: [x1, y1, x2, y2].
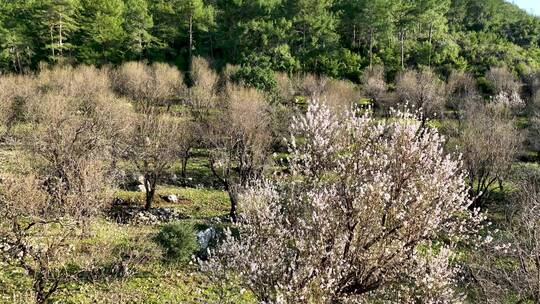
[428, 23, 433, 67]
[369, 27, 374, 69]
[400, 29, 405, 69]
[225, 183, 238, 223]
[189, 13, 193, 60]
[144, 176, 155, 210]
[59, 21, 63, 57]
[50, 26, 55, 59]
[352, 24, 356, 48]
[181, 153, 190, 179]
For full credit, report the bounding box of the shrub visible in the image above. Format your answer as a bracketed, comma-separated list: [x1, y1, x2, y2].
[154, 222, 198, 263]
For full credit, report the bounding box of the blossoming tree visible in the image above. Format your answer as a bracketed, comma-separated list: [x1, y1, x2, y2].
[203, 102, 482, 303]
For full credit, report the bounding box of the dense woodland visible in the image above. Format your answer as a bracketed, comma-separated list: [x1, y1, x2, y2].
[1, 0, 540, 80]
[1, 0, 540, 304]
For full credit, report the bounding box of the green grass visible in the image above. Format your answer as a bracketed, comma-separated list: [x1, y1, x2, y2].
[116, 185, 230, 219]
[0, 220, 253, 304]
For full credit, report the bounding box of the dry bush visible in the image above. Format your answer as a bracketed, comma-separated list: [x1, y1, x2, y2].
[126, 112, 187, 210]
[275, 72, 296, 103]
[361, 65, 387, 103]
[470, 175, 540, 303]
[0, 173, 78, 304]
[204, 102, 482, 303]
[0, 74, 38, 134]
[113, 62, 186, 109]
[446, 70, 480, 113]
[528, 109, 540, 160]
[295, 73, 329, 101]
[486, 66, 521, 95]
[323, 79, 361, 110]
[204, 83, 271, 221]
[188, 57, 220, 119]
[395, 69, 446, 122]
[456, 102, 522, 203]
[222, 63, 240, 84]
[25, 92, 132, 219]
[37, 65, 111, 102]
[295, 73, 360, 109]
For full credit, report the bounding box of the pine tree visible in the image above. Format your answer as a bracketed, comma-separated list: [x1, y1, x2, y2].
[123, 0, 154, 59]
[38, 0, 79, 62]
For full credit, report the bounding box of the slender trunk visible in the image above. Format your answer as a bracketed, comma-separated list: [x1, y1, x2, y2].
[352, 25, 356, 48]
[400, 29, 405, 69]
[34, 272, 46, 304]
[189, 13, 193, 60]
[144, 175, 155, 210]
[369, 27, 374, 69]
[50, 26, 55, 59]
[428, 23, 433, 67]
[181, 152, 190, 179]
[224, 182, 238, 223]
[228, 189, 238, 223]
[59, 20, 63, 57]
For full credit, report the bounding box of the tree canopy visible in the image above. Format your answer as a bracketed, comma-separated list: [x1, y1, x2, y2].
[0, 0, 538, 79]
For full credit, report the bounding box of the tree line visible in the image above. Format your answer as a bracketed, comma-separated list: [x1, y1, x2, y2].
[1, 0, 539, 82]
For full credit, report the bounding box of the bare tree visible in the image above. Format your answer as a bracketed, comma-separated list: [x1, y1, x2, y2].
[486, 66, 521, 96]
[187, 56, 220, 120]
[275, 72, 296, 104]
[295, 73, 360, 110]
[113, 61, 186, 110]
[0, 74, 37, 137]
[470, 175, 540, 303]
[126, 112, 186, 210]
[0, 66, 126, 303]
[361, 65, 387, 104]
[0, 174, 76, 304]
[455, 102, 522, 203]
[203, 102, 482, 303]
[395, 69, 446, 125]
[204, 83, 271, 222]
[25, 66, 132, 222]
[446, 70, 480, 118]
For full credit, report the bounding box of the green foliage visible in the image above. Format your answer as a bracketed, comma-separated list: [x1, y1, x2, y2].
[234, 60, 278, 93]
[0, 0, 539, 82]
[154, 222, 198, 263]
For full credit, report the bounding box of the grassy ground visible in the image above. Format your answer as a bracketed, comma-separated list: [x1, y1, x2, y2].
[0, 143, 251, 303]
[0, 190, 252, 304]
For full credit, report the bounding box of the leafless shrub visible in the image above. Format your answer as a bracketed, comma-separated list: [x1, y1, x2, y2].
[126, 112, 187, 210]
[275, 72, 296, 104]
[37, 65, 111, 102]
[295, 73, 360, 109]
[470, 176, 540, 303]
[446, 70, 480, 113]
[361, 65, 387, 103]
[323, 79, 361, 110]
[455, 102, 522, 203]
[486, 66, 521, 95]
[395, 69, 446, 123]
[204, 83, 271, 222]
[188, 57, 220, 120]
[113, 62, 186, 109]
[0, 173, 77, 304]
[25, 92, 132, 220]
[295, 73, 329, 100]
[0, 74, 38, 135]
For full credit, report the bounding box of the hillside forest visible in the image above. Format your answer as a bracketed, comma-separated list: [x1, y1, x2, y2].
[1, 0, 540, 303]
